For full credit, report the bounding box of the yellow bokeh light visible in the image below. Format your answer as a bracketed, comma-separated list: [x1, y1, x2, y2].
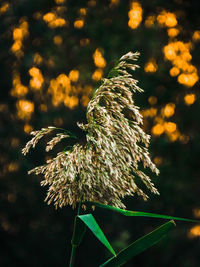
[69, 70, 79, 82]
[74, 19, 84, 29]
[53, 35, 63, 45]
[163, 43, 176, 60]
[168, 131, 179, 142]
[110, 0, 119, 7]
[152, 124, 164, 136]
[64, 96, 79, 109]
[81, 95, 90, 107]
[145, 15, 155, 28]
[13, 28, 23, 40]
[193, 31, 200, 41]
[33, 53, 43, 65]
[43, 12, 56, 23]
[163, 41, 199, 87]
[164, 122, 176, 133]
[128, 2, 143, 29]
[54, 117, 63, 126]
[184, 94, 196, 105]
[193, 208, 200, 218]
[11, 138, 19, 148]
[93, 49, 106, 68]
[188, 225, 200, 238]
[141, 107, 157, 118]
[50, 18, 66, 28]
[7, 162, 19, 172]
[144, 59, 157, 73]
[55, 0, 65, 4]
[40, 104, 48, 112]
[178, 73, 199, 87]
[148, 96, 157, 105]
[11, 40, 22, 53]
[48, 74, 71, 107]
[24, 124, 33, 134]
[157, 11, 177, 28]
[11, 84, 28, 98]
[92, 69, 103, 81]
[29, 67, 40, 76]
[179, 134, 189, 144]
[0, 2, 10, 15]
[17, 100, 34, 120]
[79, 8, 87, 15]
[43, 12, 66, 28]
[11, 72, 28, 98]
[153, 156, 163, 165]
[170, 67, 180, 77]
[162, 103, 175, 117]
[167, 28, 179, 37]
[80, 38, 90, 46]
[11, 19, 29, 56]
[29, 67, 44, 90]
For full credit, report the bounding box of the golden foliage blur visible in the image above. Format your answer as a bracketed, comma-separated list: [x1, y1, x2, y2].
[0, 2, 10, 15]
[167, 28, 179, 38]
[55, 0, 65, 4]
[164, 122, 176, 133]
[69, 70, 79, 82]
[162, 103, 175, 117]
[163, 41, 199, 87]
[144, 59, 157, 73]
[170, 67, 180, 77]
[128, 2, 143, 29]
[184, 94, 196, 105]
[33, 53, 43, 65]
[141, 108, 157, 118]
[93, 49, 106, 68]
[24, 124, 33, 133]
[148, 96, 157, 105]
[11, 72, 28, 98]
[74, 19, 84, 29]
[157, 11, 177, 28]
[193, 31, 200, 41]
[145, 15, 155, 28]
[152, 124, 164, 136]
[11, 19, 29, 57]
[43, 12, 67, 28]
[53, 35, 63, 45]
[29, 67, 44, 90]
[17, 100, 34, 120]
[92, 69, 103, 81]
[188, 225, 200, 238]
[153, 156, 163, 165]
[79, 8, 87, 15]
[80, 38, 90, 46]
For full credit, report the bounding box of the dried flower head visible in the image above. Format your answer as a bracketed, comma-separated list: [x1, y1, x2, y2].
[22, 52, 159, 209]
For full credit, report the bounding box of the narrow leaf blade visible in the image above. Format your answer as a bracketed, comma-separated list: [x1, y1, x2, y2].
[100, 220, 176, 267]
[78, 214, 116, 256]
[86, 202, 199, 223]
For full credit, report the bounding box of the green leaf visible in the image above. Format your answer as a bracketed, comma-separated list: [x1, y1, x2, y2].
[86, 202, 200, 223]
[99, 220, 176, 267]
[78, 214, 116, 256]
[71, 216, 86, 247]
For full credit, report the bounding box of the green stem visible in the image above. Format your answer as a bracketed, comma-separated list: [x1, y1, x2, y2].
[69, 202, 82, 267]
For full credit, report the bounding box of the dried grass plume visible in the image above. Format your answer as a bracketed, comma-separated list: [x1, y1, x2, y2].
[22, 51, 159, 209]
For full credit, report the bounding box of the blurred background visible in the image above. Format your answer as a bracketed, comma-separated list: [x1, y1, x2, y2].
[1, 0, 200, 266]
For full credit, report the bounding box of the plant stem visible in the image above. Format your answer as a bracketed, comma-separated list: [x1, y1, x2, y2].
[69, 202, 82, 267]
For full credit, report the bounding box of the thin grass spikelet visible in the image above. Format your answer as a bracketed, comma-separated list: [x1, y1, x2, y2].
[22, 51, 159, 209]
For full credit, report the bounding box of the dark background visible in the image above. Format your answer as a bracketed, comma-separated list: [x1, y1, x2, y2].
[1, 0, 200, 266]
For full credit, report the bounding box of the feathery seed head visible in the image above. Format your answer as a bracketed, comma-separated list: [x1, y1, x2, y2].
[22, 52, 159, 209]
